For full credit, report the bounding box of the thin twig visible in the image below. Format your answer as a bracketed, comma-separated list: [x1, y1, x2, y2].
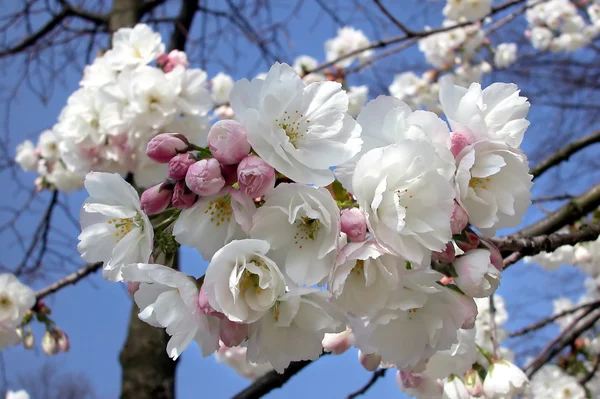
[346, 368, 388, 399]
[35, 262, 103, 301]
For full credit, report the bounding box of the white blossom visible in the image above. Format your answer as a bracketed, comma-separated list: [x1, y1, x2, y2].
[346, 85, 368, 117]
[211, 72, 234, 105]
[524, 364, 585, 399]
[215, 344, 272, 380]
[77, 172, 153, 281]
[483, 360, 530, 399]
[230, 62, 362, 186]
[494, 43, 518, 69]
[250, 183, 340, 286]
[453, 249, 501, 297]
[443, 0, 492, 22]
[0, 274, 35, 350]
[324, 26, 372, 68]
[15, 141, 38, 172]
[104, 24, 164, 69]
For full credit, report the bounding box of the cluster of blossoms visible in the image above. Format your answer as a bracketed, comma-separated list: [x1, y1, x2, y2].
[60, 22, 536, 397]
[526, 0, 600, 52]
[5, 391, 29, 399]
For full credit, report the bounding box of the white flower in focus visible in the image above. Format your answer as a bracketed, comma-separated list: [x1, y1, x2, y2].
[443, 375, 470, 399]
[215, 344, 273, 380]
[524, 364, 585, 399]
[246, 289, 343, 372]
[230, 62, 362, 185]
[494, 43, 518, 69]
[0, 274, 35, 350]
[169, 66, 214, 116]
[15, 140, 38, 172]
[440, 81, 530, 148]
[483, 360, 529, 399]
[443, 0, 492, 22]
[211, 72, 234, 105]
[5, 390, 30, 399]
[329, 241, 401, 316]
[455, 141, 532, 235]
[352, 142, 455, 265]
[336, 95, 454, 193]
[77, 172, 153, 281]
[324, 26, 372, 68]
[423, 328, 477, 380]
[530, 27, 554, 51]
[347, 85, 368, 117]
[104, 23, 165, 69]
[453, 249, 501, 298]
[122, 263, 220, 359]
[173, 188, 255, 261]
[250, 183, 340, 286]
[204, 239, 285, 323]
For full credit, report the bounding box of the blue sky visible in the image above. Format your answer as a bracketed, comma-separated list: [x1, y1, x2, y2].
[1, 1, 598, 398]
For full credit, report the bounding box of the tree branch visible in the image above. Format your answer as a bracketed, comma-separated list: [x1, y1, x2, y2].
[35, 262, 103, 301]
[373, 0, 413, 35]
[530, 130, 600, 179]
[168, 0, 198, 52]
[346, 368, 387, 399]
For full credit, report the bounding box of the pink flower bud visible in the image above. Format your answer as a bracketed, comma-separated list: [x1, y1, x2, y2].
[23, 330, 34, 350]
[219, 318, 248, 347]
[198, 286, 223, 318]
[432, 242, 456, 264]
[450, 202, 469, 235]
[168, 153, 196, 181]
[146, 133, 189, 163]
[480, 238, 504, 271]
[57, 331, 70, 352]
[237, 155, 276, 198]
[157, 50, 189, 73]
[140, 182, 173, 215]
[464, 369, 483, 397]
[322, 329, 352, 355]
[185, 158, 225, 196]
[450, 132, 473, 158]
[172, 181, 197, 209]
[456, 231, 480, 252]
[127, 282, 140, 297]
[42, 331, 59, 355]
[358, 350, 381, 371]
[207, 120, 251, 165]
[340, 208, 367, 242]
[220, 164, 239, 185]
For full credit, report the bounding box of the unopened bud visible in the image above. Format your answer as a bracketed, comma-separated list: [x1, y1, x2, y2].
[219, 318, 248, 347]
[340, 208, 367, 242]
[322, 328, 352, 355]
[456, 230, 480, 252]
[432, 242, 456, 264]
[208, 120, 251, 165]
[450, 202, 469, 235]
[172, 181, 197, 209]
[42, 331, 59, 355]
[358, 350, 381, 371]
[464, 369, 483, 397]
[168, 153, 196, 181]
[185, 159, 225, 196]
[157, 50, 189, 73]
[146, 133, 189, 163]
[237, 155, 276, 198]
[23, 329, 34, 350]
[57, 330, 70, 352]
[140, 182, 173, 215]
[480, 238, 504, 271]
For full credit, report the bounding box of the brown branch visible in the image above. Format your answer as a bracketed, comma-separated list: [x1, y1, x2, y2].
[373, 0, 413, 35]
[525, 308, 600, 377]
[579, 356, 600, 385]
[35, 262, 103, 301]
[530, 130, 600, 179]
[532, 194, 574, 203]
[56, 0, 109, 25]
[515, 184, 600, 238]
[346, 369, 387, 399]
[168, 0, 198, 52]
[492, 223, 600, 255]
[509, 299, 600, 338]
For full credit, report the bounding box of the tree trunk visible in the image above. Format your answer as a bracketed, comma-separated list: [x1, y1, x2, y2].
[109, 1, 179, 398]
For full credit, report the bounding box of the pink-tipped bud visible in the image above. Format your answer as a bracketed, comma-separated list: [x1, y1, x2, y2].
[450, 202, 469, 235]
[358, 350, 381, 371]
[340, 208, 367, 242]
[432, 242, 456, 264]
[185, 158, 225, 196]
[220, 164, 239, 185]
[146, 133, 190, 163]
[168, 153, 196, 181]
[57, 330, 70, 352]
[397, 371, 423, 389]
[456, 231, 480, 252]
[207, 120, 251, 165]
[322, 328, 352, 355]
[480, 238, 504, 271]
[42, 331, 59, 355]
[127, 282, 140, 297]
[172, 181, 197, 209]
[157, 50, 189, 73]
[140, 182, 173, 215]
[219, 318, 249, 347]
[450, 132, 472, 158]
[237, 155, 276, 198]
[464, 369, 483, 397]
[23, 330, 34, 350]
